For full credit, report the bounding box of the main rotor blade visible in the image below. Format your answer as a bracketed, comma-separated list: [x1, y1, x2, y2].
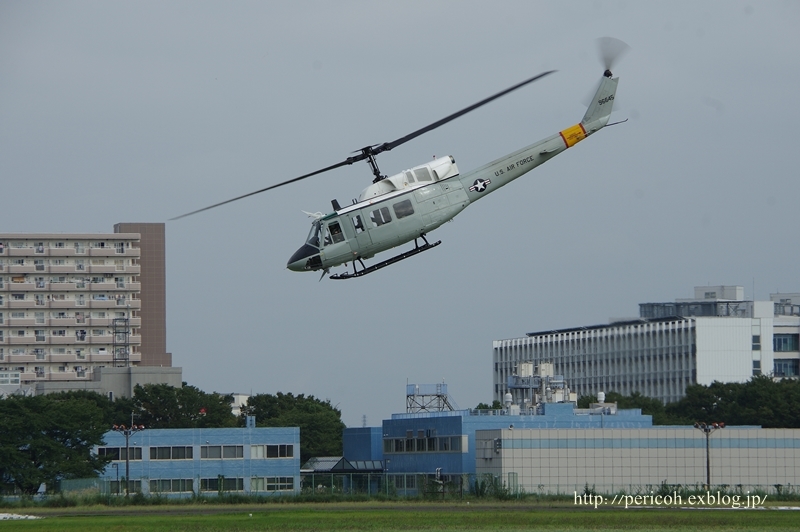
[170, 158, 356, 220]
[375, 70, 555, 154]
[171, 70, 555, 221]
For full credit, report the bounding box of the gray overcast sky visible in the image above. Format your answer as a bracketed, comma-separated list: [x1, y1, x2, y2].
[2, 1, 798, 427]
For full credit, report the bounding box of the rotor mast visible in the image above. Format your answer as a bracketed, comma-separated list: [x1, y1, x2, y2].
[361, 147, 386, 183]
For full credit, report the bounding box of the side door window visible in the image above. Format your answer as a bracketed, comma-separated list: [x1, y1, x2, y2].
[369, 207, 392, 227]
[351, 215, 365, 234]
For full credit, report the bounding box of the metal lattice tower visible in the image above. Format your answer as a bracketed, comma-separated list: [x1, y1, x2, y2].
[406, 383, 456, 413]
[112, 312, 130, 367]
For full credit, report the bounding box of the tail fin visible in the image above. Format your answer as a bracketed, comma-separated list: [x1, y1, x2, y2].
[581, 75, 619, 134]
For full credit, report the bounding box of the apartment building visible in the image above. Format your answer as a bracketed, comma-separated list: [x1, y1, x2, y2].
[0, 224, 174, 394]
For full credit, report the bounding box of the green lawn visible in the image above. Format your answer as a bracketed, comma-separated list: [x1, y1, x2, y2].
[4, 502, 799, 531]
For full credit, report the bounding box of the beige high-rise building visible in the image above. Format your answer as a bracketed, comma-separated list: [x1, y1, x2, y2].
[0, 224, 173, 393]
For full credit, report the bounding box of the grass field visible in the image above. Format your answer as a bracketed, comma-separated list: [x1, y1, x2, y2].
[3, 502, 799, 531]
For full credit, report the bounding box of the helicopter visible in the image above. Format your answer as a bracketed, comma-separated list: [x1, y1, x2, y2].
[173, 39, 628, 280]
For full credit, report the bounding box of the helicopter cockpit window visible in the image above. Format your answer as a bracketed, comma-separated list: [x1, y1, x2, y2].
[393, 199, 414, 219]
[404, 171, 415, 184]
[324, 222, 345, 246]
[352, 215, 365, 234]
[413, 167, 432, 182]
[369, 207, 392, 227]
[305, 221, 321, 248]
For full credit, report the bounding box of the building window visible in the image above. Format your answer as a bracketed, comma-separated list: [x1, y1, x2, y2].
[150, 479, 193, 493]
[774, 359, 800, 377]
[200, 445, 243, 459]
[752, 335, 761, 351]
[200, 477, 243, 492]
[97, 447, 143, 461]
[250, 444, 293, 459]
[251, 477, 294, 492]
[752, 360, 761, 376]
[774, 334, 799, 352]
[149, 446, 193, 460]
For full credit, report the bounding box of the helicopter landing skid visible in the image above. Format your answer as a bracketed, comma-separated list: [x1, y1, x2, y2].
[330, 240, 441, 280]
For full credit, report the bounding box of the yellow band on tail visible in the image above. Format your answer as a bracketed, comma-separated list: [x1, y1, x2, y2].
[559, 123, 587, 148]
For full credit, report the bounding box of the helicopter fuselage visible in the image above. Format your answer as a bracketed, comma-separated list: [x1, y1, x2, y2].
[287, 74, 619, 276]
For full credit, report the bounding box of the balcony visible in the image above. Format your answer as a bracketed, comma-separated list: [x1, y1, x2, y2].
[49, 248, 76, 257]
[88, 265, 117, 274]
[19, 371, 37, 382]
[120, 282, 141, 292]
[7, 318, 35, 326]
[50, 300, 76, 309]
[50, 265, 76, 274]
[50, 283, 77, 291]
[90, 300, 118, 309]
[88, 248, 118, 257]
[50, 336, 73, 345]
[90, 283, 116, 291]
[90, 336, 114, 345]
[7, 265, 35, 274]
[9, 282, 35, 291]
[10, 300, 32, 309]
[9, 336, 35, 345]
[50, 353, 79, 363]
[9, 248, 37, 256]
[7, 353, 36, 363]
[47, 371, 87, 381]
[51, 317, 78, 327]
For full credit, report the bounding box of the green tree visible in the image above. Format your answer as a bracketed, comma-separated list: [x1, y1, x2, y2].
[132, 383, 238, 428]
[604, 391, 672, 424]
[475, 400, 502, 410]
[576, 395, 597, 408]
[245, 392, 345, 463]
[0, 394, 110, 494]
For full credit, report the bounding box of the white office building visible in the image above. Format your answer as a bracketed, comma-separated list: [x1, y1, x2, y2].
[493, 286, 800, 404]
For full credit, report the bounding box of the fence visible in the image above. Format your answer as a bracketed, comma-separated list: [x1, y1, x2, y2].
[53, 474, 800, 500]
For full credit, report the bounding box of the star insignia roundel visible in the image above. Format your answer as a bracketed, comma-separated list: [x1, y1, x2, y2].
[469, 178, 491, 192]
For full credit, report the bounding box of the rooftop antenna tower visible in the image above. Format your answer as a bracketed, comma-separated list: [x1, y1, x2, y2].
[406, 383, 456, 413]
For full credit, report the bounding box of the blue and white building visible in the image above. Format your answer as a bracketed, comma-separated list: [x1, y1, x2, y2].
[96, 423, 299, 496]
[344, 383, 652, 485]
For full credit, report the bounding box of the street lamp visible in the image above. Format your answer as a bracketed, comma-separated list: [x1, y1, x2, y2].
[112, 423, 145, 497]
[694, 421, 724, 490]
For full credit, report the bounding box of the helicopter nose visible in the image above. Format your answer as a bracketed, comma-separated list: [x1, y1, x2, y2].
[287, 244, 320, 272]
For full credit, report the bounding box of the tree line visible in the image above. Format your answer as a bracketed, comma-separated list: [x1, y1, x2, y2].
[577, 375, 800, 427]
[0, 384, 345, 495]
